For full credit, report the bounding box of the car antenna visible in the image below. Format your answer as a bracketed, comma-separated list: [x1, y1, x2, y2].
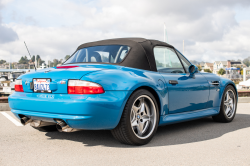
[24, 41, 36, 71]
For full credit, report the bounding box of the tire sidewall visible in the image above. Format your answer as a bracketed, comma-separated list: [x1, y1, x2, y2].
[124, 89, 159, 145]
[220, 85, 237, 122]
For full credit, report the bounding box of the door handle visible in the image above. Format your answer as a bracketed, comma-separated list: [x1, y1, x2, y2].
[210, 81, 220, 86]
[169, 80, 178, 84]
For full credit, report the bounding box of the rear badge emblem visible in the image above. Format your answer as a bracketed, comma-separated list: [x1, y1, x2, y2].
[44, 70, 50, 73]
[60, 81, 66, 84]
[25, 81, 28, 85]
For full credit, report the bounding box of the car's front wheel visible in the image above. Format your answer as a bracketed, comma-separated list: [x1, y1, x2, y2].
[111, 89, 159, 145]
[212, 85, 237, 122]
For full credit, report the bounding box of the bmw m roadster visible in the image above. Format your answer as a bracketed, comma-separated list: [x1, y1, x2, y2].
[9, 38, 237, 145]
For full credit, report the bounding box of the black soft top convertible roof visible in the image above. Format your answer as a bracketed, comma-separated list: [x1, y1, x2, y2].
[77, 38, 175, 71]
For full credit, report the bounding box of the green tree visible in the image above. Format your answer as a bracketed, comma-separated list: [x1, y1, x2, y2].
[243, 57, 250, 67]
[204, 69, 212, 73]
[0, 60, 6, 64]
[32, 55, 45, 65]
[31, 55, 35, 62]
[218, 68, 226, 75]
[52, 59, 59, 67]
[19, 56, 29, 64]
[36, 55, 41, 60]
[65, 55, 70, 60]
[39, 59, 45, 65]
[197, 65, 202, 71]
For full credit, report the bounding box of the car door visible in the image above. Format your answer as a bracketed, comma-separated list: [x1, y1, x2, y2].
[153, 46, 210, 114]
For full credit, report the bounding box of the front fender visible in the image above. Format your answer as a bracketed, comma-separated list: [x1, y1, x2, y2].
[220, 77, 238, 102]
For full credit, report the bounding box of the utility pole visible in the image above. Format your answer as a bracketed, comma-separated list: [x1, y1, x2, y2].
[163, 23, 168, 42]
[163, 23, 166, 67]
[164, 23, 166, 42]
[183, 40, 185, 54]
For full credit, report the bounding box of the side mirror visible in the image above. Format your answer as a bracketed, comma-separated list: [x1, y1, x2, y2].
[189, 65, 198, 77]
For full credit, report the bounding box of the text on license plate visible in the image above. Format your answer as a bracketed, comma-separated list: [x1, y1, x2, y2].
[34, 79, 51, 92]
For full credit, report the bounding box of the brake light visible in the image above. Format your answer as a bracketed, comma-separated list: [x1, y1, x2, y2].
[56, 66, 79, 69]
[15, 79, 24, 92]
[68, 80, 105, 94]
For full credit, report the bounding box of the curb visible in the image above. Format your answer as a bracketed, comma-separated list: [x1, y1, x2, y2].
[238, 91, 250, 97]
[238, 97, 250, 103]
[0, 97, 8, 103]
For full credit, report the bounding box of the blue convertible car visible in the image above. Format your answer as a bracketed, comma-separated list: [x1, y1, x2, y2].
[9, 38, 237, 145]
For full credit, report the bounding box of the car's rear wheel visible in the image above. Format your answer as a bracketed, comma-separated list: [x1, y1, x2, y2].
[212, 85, 237, 122]
[111, 89, 159, 145]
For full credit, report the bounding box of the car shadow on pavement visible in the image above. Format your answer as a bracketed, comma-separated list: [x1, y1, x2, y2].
[45, 113, 250, 147]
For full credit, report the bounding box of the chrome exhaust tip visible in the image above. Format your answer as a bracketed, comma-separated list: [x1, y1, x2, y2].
[20, 117, 32, 125]
[56, 121, 74, 132]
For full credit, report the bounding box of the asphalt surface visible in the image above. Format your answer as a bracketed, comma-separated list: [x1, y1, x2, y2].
[1, 104, 250, 166]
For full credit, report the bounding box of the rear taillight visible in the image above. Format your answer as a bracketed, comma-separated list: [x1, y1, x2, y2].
[15, 79, 24, 92]
[68, 80, 105, 94]
[56, 66, 79, 69]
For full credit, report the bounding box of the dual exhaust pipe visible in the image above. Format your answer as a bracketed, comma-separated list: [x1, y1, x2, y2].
[20, 116, 75, 132]
[55, 120, 74, 132]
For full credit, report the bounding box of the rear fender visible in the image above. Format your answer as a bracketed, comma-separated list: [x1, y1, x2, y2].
[81, 67, 168, 116]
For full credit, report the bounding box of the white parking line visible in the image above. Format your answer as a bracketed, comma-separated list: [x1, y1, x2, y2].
[1, 112, 23, 126]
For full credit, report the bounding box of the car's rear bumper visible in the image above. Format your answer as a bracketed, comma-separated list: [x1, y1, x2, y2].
[9, 91, 131, 130]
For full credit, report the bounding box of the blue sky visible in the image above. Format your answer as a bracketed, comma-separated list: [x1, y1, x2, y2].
[234, 6, 250, 22]
[0, 0, 250, 63]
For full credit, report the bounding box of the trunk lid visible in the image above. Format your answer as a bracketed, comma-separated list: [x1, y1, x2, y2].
[19, 64, 120, 94]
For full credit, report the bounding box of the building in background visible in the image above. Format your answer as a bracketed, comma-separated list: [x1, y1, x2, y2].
[229, 60, 246, 68]
[213, 61, 227, 74]
[198, 62, 205, 70]
[204, 63, 213, 72]
[213, 60, 246, 74]
[244, 67, 250, 80]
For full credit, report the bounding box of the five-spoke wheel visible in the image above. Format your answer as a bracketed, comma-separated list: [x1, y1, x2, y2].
[213, 85, 237, 122]
[224, 89, 236, 118]
[130, 95, 157, 139]
[111, 89, 159, 145]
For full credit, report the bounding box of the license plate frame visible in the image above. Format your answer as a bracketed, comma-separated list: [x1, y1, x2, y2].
[33, 78, 52, 93]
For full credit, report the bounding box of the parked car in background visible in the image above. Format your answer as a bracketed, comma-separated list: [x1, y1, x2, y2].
[9, 38, 238, 145]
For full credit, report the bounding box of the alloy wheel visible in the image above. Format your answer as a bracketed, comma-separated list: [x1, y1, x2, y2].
[130, 95, 157, 139]
[224, 89, 236, 118]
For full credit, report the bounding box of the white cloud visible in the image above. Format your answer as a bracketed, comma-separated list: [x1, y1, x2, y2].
[0, 0, 250, 63]
[0, 0, 18, 44]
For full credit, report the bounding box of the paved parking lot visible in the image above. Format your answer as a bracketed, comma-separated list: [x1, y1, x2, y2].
[1, 104, 250, 166]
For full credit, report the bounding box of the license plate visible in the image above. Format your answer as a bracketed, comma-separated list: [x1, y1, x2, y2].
[33, 79, 51, 93]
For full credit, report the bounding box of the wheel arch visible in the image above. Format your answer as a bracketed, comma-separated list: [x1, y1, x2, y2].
[132, 86, 162, 117]
[224, 83, 238, 101]
[219, 83, 238, 108]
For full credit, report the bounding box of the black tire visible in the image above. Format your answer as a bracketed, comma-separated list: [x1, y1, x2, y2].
[111, 89, 159, 145]
[32, 125, 58, 132]
[212, 85, 237, 123]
